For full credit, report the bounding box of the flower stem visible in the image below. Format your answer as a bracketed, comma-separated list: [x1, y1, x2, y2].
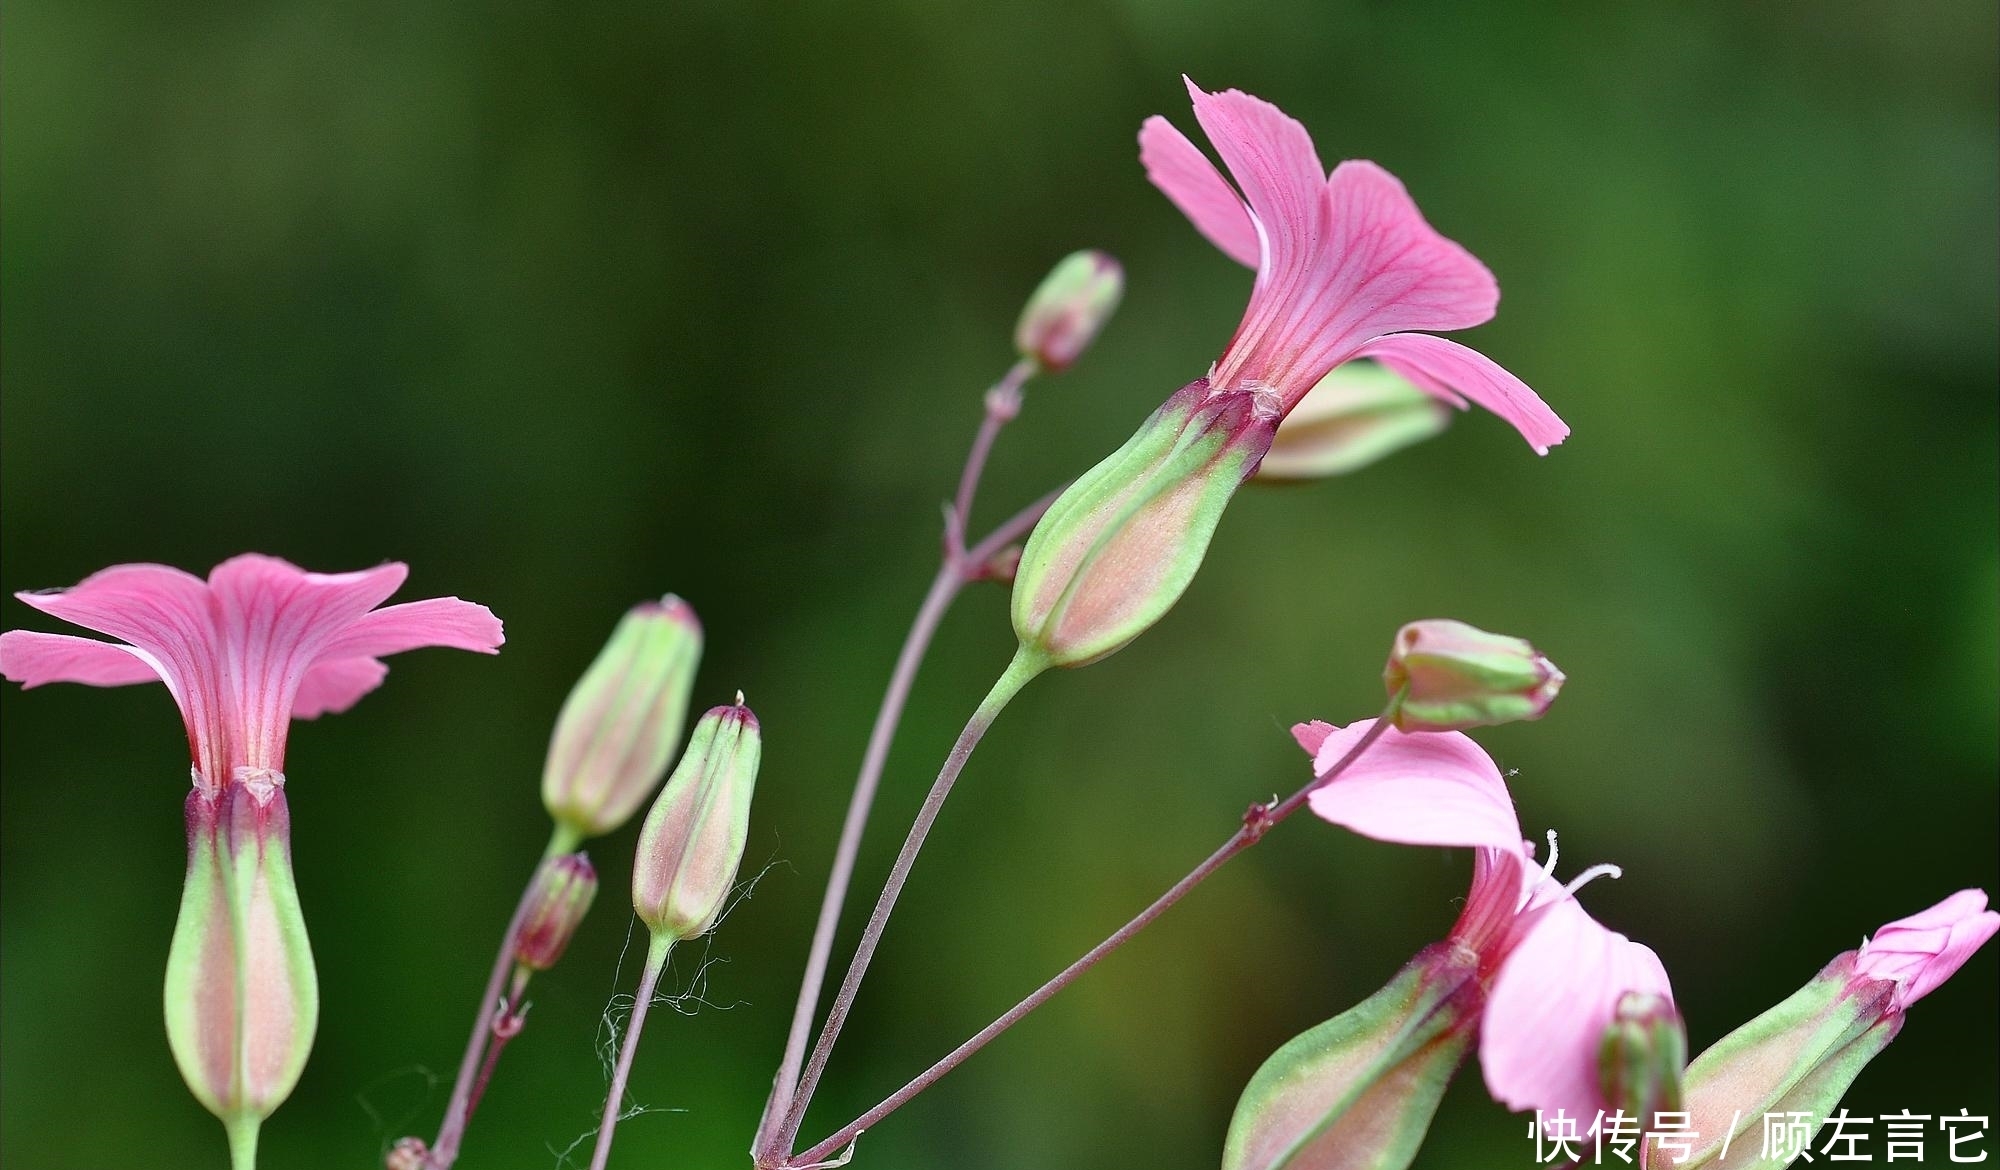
[426, 822, 581, 1168]
[225, 1113, 260, 1170]
[951, 359, 1034, 544]
[587, 931, 675, 1170]
[789, 710, 1398, 1167]
[754, 370, 1048, 1162]
[773, 649, 1045, 1157]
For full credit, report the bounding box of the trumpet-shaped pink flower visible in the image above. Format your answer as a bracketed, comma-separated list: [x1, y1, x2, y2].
[1141, 79, 1567, 454]
[1293, 719, 1671, 1122]
[0, 554, 504, 791]
[1853, 889, 2000, 1012]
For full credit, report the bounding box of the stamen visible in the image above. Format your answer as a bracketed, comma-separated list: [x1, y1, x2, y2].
[1564, 862, 1623, 896]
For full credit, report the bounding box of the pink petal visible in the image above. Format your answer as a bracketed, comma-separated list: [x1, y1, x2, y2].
[1289, 719, 1335, 757]
[205, 555, 409, 772]
[1139, 114, 1260, 268]
[291, 656, 390, 719]
[1322, 161, 1498, 337]
[1480, 896, 1674, 1120]
[15, 563, 229, 779]
[1356, 333, 1569, 455]
[0, 630, 163, 688]
[1184, 79, 1327, 266]
[1856, 889, 2000, 1011]
[1303, 718, 1524, 849]
[317, 596, 505, 660]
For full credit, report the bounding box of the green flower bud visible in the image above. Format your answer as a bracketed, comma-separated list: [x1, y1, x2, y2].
[512, 852, 599, 973]
[1597, 991, 1687, 1123]
[1254, 360, 1452, 481]
[1384, 619, 1564, 732]
[542, 597, 703, 839]
[1678, 953, 1901, 1166]
[632, 700, 761, 940]
[1222, 943, 1482, 1170]
[1014, 250, 1124, 372]
[165, 777, 318, 1149]
[1012, 381, 1276, 669]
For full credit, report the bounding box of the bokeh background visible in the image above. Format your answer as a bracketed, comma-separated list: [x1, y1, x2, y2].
[4, 2, 1996, 1167]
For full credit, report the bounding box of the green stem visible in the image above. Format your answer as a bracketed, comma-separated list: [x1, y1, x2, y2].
[226, 1112, 260, 1170]
[588, 932, 676, 1170]
[774, 648, 1044, 1154]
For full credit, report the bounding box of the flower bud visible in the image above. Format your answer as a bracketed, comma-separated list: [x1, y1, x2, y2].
[632, 700, 761, 940]
[1012, 381, 1276, 669]
[164, 777, 318, 1132]
[543, 596, 703, 839]
[1596, 991, 1686, 1123]
[1384, 619, 1563, 732]
[1678, 892, 1996, 1166]
[1014, 250, 1123, 372]
[1254, 360, 1452, 481]
[1222, 942, 1482, 1170]
[1677, 953, 1898, 1165]
[513, 852, 599, 972]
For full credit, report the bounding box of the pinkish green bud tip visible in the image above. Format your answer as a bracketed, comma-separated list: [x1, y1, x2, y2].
[513, 852, 599, 972]
[632, 698, 762, 941]
[1012, 381, 1276, 669]
[1014, 249, 1124, 372]
[1597, 991, 1686, 1122]
[1384, 618, 1563, 732]
[543, 595, 704, 839]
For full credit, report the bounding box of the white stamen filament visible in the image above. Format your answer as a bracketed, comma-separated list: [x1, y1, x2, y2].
[1564, 862, 1623, 896]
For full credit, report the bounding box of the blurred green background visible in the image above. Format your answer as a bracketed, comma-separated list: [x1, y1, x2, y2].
[4, 2, 1996, 1167]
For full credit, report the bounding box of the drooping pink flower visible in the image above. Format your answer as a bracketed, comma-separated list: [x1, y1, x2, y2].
[1853, 889, 2000, 1012]
[1141, 79, 1568, 454]
[0, 554, 504, 790]
[1294, 719, 1672, 1121]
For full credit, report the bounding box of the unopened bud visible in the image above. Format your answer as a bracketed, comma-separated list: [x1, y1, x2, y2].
[978, 543, 1024, 586]
[1223, 942, 1482, 1170]
[513, 852, 599, 972]
[1597, 991, 1686, 1122]
[543, 596, 703, 839]
[1012, 381, 1276, 669]
[1384, 619, 1563, 732]
[632, 700, 761, 940]
[1014, 250, 1123, 372]
[1679, 892, 1996, 1165]
[386, 1137, 430, 1170]
[165, 780, 318, 1132]
[1254, 360, 1451, 481]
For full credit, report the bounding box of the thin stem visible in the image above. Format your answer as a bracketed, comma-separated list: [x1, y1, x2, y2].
[464, 988, 528, 1125]
[790, 709, 1399, 1167]
[427, 822, 580, 1168]
[758, 563, 962, 1152]
[754, 366, 1052, 1161]
[588, 932, 675, 1170]
[952, 359, 1034, 541]
[774, 650, 1045, 1156]
[226, 1113, 260, 1170]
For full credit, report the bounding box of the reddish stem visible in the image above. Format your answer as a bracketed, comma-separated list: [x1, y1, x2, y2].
[788, 713, 1397, 1167]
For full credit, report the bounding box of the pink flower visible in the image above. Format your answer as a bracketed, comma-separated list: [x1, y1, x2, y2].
[1853, 889, 2000, 1012]
[1141, 79, 1568, 454]
[1293, 719, 1671, 1121]
[0, 554, 503, 791]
